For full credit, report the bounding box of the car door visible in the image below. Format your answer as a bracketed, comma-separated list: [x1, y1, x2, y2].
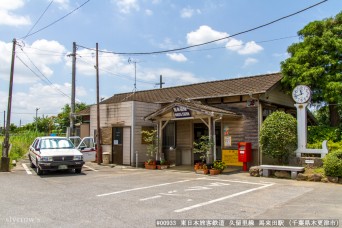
[29, 138, 40, 165]
[78, 137, 96, 162]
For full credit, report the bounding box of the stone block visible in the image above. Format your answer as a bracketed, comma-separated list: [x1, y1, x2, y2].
[249, 166, 261, 177]
[296, 173, 308, 181]
[308, 173, 323, 182]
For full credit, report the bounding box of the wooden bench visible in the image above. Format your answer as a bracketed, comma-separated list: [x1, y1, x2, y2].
[260, 165, 305, 179]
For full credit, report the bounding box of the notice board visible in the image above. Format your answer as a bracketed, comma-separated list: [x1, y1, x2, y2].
[222, 150, 243, 166]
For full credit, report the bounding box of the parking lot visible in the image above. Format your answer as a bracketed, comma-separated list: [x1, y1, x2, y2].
[0, 160, 341, 227]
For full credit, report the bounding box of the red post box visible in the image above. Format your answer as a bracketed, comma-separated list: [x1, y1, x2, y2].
[238, 142, 252, 171]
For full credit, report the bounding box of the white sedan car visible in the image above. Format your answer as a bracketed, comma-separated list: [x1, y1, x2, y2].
[29, 136, 85, 175]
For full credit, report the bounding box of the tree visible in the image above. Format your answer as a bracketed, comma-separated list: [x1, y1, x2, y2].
[281, 11, 342, 127]
[55, 103, 88, 133]
[259, 111, 297, 164]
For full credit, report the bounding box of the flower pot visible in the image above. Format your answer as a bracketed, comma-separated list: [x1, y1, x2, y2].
[210, 169, 220, 175]
[157, 165, 168, 170]
[196, 169, 209, 174]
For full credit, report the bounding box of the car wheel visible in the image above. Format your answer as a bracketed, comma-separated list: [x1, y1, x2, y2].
[29, 156, 36, 168]
[36, 162, 43, 175]
[75, 168, 82, 174]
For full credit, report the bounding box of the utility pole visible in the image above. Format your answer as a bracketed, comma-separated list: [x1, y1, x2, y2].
[70, 42, 76, 137]
[35, 107, 39, 132]
[155, 75, 165, 88]
[1, 38, 16, 172]
[96, 43, 101, 165]
[3, 111, 5, 135]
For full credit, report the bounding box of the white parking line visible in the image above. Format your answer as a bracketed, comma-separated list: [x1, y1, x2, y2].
[83, 165, 98, 172]
[97, 179, 193, 197]
[140, 195, 162, 201]
[22, 163, 32, 175]
[174, 183, 274, 213]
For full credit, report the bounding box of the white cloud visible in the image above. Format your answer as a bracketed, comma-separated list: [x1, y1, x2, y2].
[187, 25, 228, 46]
[115, 0, 140, 14]
[226, 39, 263, 55]
[180, 7, 201, 18]
[155, 68, 201, 85]
[54, 0, 70, 10]
[225, 38, 243, 51]
[166, 53, 187, 62]
[0, 40, 66, 84]
[145, 9, 153, 16]
[238, 41, 263, 55]
[243, 58, 258, 67]
[0, 0, 31, 26]
[0, 0, 24, 11]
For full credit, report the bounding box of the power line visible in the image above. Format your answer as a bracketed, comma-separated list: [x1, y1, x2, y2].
[22, 0, 54, 40]
[76, 0, 326, 55]
[20, 0, 91, 39]
[16, 55, 71, 99]
[77, 55, 155, 85]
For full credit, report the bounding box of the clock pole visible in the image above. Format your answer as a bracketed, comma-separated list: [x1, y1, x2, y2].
[294, 103, 308, 157]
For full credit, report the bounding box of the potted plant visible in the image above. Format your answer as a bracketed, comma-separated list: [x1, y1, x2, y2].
[193, 135, 213, 165]
[210, 160, 226, 175]
[157, 158, 169, 170]
[196, 164, 209, 174]
[142, 129, 158, 169]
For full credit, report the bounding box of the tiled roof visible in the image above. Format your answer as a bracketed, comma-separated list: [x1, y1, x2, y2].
[76, 106, 91, 115]
[102, 73, 282, 104]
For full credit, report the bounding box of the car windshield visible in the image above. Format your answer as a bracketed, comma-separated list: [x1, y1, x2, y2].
[70, 137, 82, 147]
[40, 138, 74, 149]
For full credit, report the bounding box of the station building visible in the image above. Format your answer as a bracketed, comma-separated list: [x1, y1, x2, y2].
[79, 73, 305, 168]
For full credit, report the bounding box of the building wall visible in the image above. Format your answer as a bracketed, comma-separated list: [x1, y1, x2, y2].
[133, 101, 161, 164]
[260, 83, 294, 107]
[176, 119, 193, 165]
[90, 101, 161, 165]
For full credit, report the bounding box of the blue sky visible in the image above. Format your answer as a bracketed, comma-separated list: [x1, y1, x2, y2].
[0, 0, 341, 126]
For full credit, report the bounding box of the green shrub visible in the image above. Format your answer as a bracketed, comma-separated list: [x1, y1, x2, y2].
[259, 111, 297, 164]
[323, 149, 342, 177]
[0, 131, 43, 166]
[307, 141, 342, 151]
[308, 126, 341, 143]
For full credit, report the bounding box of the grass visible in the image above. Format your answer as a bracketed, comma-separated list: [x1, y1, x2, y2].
[0, 131, 44, 168]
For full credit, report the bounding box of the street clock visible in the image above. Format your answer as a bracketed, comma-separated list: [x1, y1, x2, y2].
[292, 85, 311, 104]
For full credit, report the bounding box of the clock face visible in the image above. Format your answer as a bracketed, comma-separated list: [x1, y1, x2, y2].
[292, 85, 311, 103]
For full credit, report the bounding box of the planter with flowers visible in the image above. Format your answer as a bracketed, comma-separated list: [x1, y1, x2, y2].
[210, 160, 226, 175]
[157, 159, 170, 170]
[195, 164, 209, 174]
[142, 129, 158, 169]
[193, 135, 213, 174]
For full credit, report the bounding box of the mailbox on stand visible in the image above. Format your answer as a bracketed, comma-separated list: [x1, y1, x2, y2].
[238, 142, 252, 171]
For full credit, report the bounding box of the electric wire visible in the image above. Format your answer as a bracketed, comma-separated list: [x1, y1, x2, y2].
[20, 0, 91, 39]
[77, 55, 156, 85]
[76, 0, 326, 55]
[74, 35, 299, 57]
[16, 55, 71, 99]
[22, 0, 54, 40]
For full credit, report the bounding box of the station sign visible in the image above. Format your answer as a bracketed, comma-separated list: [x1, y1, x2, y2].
[173, 106, 191, 118]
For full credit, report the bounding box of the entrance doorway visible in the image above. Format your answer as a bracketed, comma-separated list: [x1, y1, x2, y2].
[193, 122, 222, 164]
[112, 127, 123, 165]
[193, 123, 208, 164]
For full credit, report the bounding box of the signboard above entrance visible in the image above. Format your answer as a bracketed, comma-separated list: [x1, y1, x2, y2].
[173, 106, 191, 118]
